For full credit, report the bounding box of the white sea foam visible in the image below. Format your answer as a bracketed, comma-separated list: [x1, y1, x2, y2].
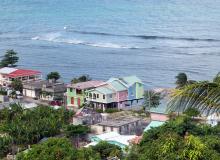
[32, 33, 140, 49]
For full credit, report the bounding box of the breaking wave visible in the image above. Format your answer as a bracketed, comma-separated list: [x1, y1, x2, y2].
[65, 28, 220, 42]
[31, 33, 140, 49]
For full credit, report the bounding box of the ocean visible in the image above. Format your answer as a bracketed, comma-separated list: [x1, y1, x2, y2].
[0, 0, 220, 88]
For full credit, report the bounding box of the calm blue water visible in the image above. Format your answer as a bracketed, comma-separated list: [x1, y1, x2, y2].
[1, 0, 220, 88]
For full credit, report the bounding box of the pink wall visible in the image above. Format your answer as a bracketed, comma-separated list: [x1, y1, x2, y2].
[117, 90, 128, 102]
[151, 113, 169, 121]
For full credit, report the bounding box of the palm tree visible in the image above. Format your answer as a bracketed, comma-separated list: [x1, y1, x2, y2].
[143, 90, 161, 113]
[175, 73, 188, 88]
[168, 73, 220, 115]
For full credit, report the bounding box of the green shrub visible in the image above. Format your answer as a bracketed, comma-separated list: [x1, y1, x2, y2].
[105, 108, 119, 113]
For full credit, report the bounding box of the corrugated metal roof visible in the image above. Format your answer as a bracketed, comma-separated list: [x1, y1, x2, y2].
[8, 69, 41, 78]
[121, 75, 143, 86]
[96, 86, 115, 94]
[144, 121, 165, 132]
[68, 80, 104, 90]
[0, 67, 17, 74]
[107, 80, 127, 91]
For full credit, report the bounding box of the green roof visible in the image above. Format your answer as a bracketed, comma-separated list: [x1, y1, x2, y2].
[144, 121, 165, 132]
[96, 87, 115, 94]
[120, 75, 143, 86]
[107, 80, 127, 91]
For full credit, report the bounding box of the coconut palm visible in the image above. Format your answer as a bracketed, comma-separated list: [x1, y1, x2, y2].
[143, 90, 161, 113]
[168, 73, 220, 115]
[175, 73, 188, 88]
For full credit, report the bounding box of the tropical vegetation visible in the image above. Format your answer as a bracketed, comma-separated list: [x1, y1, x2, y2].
[0, 103, 73, 158]
[11, 79, 23, 92]
[168, 73, 220, 114]
[46, 72, 61, 81]
[143, 90, 161, 113]
[126, 114, 220, 160]
[0, 49, 19, 67]
[16, 138, 123, 160]
[71, 75, 92, 84]
[16, 137, 78, 160]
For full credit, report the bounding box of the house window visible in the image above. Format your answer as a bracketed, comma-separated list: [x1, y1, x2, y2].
[109, 94, 112, 98]
[70, 88, 73, 92]
[97, 94, 99, 98]
[111, 126, 114, 131]
[76, 89, 82, 94]
[103, 95, 105, 99]
[103, 126, 106, 132]
[89, 93, 92, 98]
[93, 93, 96, 99]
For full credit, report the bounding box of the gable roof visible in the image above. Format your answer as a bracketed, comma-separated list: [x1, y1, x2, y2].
[119, 75, 143, 86]
[8, 69, 41, 78]
[107, 80, 127, 92]
[67, 80, 104, 90]
[0, 67, 41, 77]
[96, 86, 115, 94]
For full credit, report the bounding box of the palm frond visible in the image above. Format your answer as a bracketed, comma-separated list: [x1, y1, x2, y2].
[167, 81, 220, 115]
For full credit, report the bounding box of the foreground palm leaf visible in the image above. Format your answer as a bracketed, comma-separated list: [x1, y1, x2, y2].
[167, 81, 220, 115]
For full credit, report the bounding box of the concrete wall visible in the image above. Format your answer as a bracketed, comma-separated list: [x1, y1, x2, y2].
[23, 89, 36, 98]
[91, 120, 141, 135]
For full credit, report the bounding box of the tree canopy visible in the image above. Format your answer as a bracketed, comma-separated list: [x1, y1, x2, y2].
[11, 79, 23, 92]
[16, 138, 78, 160]
[71, 75, 92, 84]
[16, 138, 122, 160]
[127, 115, 220, 160]
[0, 104, 73, 145]
[0, 50, 19, 67]
[175, 73, 188, 88]
[46, 72, 61, 81]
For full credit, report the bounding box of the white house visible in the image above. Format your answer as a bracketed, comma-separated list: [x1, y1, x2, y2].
[0, 67, 42, 87]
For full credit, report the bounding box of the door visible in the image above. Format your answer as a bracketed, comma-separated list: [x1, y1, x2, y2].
[77, 98, 80, 106]
[71, 97, 74, 105]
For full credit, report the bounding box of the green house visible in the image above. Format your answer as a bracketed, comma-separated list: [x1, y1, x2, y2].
[66, 81, 104, 108]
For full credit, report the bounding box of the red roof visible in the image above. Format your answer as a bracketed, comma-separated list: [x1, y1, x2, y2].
[7, 69, 41, 78]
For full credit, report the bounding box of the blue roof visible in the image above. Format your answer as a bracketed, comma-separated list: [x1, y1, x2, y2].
[144, 121, 165, 132]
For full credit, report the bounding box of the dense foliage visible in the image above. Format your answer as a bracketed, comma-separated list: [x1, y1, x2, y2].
[127, 115, 220, 160]
[0, 136, 12, 158]
[65, 124, 90, 147]
[0, 49, 19, 67]
[46, 72, 61, 81]
[91, 141, 123, 159]
[71, 75, 92, 84]
[16, 138, 78, 160]
[0, 104, 72, 145]
[11, 79, 23, 92]
[16, 138, 122, 160]
[175, 73, 188, 88]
